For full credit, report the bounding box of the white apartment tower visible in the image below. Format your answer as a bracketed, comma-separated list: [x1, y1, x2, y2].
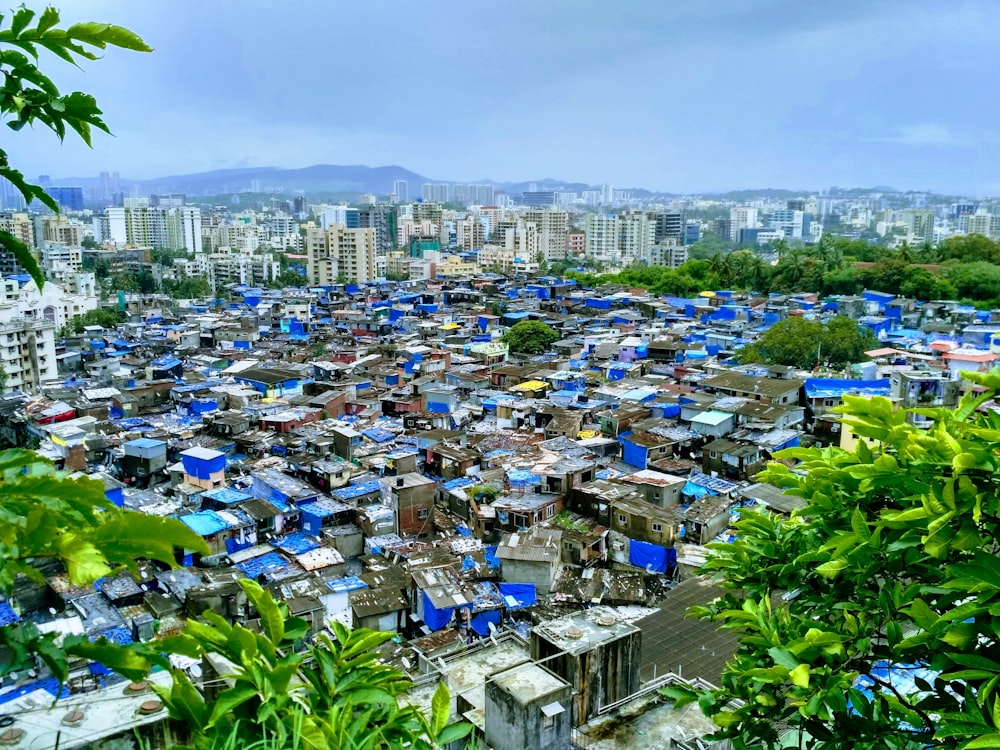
[729, 206, 759, 241]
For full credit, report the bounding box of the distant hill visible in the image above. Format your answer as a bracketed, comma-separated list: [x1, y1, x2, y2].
[53, 164, 435, 197]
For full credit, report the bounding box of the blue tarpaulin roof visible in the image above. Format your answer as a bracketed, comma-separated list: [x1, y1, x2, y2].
[498, 582, 536, 609]
[269, 531, 320, 554]
[332, 481, 382, 501]
[363, 428, 395, 443]
[180, 510, 231, 537]
[235, 551, 289, 579]
[204, 487, 252, 505]
[326, 576, 368, 593]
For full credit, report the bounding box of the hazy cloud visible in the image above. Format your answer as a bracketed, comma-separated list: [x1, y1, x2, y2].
[5, 0, 1000, 193]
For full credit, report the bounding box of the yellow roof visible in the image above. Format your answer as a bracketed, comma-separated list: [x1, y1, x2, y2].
[510, 380, 549, 391]
[439, 322, 461, 330]
[698, 290, 716, 298]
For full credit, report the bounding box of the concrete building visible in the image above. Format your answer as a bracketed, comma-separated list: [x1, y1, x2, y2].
[531, 607, 642, 725]
[729, 206, 759, 241]
[485, 663, 572, 750]
[584, 214, 620, 264]
[306, 225, 377, 284]
[524, 209, 568, 262]
[421, 183, 451, 203]
[0, 211, 35, 275]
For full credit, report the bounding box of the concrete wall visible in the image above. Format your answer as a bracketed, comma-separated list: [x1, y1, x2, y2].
[485, 671, 572, 750]
[500, 557, 559, 595]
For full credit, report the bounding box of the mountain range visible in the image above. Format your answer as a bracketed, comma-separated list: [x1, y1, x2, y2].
[47, 163, 876, 200]
[47, 164, 631, 199]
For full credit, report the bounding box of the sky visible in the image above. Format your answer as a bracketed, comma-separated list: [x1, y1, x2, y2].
[5, 0, 1000, 194]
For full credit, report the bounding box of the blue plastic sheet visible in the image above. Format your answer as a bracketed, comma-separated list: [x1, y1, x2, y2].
[629, 539, 668, 573]
[471, 609, 502, 635]
[423, 590, 457, 631]
[498, 583, 536, 609]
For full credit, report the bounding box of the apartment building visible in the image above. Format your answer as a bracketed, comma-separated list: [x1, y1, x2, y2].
[524, 209, 568, 262]
[306, 226, 377, 284]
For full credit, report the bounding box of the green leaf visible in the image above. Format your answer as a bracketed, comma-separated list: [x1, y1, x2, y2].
[36, 7, 60, 34]
[208, 685, 258, 727]
[768, 647, 800, 670]
[816, 559, 848, 578]
[436, 723, 473, 745]
[66, 640, 154, 682]
[239, 579, 284, 644]
[431, 680, 450, 738]
[789, 663, 811, 688]
[57, 533, 111, 584]
[959, 734, 1000, 749]
[0, 231, 43, 289]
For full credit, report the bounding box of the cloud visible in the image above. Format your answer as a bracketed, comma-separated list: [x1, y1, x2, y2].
[874, 123, 976, 149]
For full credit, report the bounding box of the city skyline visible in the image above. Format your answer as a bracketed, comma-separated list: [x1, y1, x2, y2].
[5, 1, 1000, 195]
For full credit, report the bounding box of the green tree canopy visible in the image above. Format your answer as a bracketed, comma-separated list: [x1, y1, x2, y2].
[163, 275, 211, 298]
[502, 319, 559, 354]
[737, 316, 878, 370]
[668, 371, 1000, 749]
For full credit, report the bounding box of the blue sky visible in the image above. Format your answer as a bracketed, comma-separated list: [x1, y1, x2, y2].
[6, 0, 999, 193]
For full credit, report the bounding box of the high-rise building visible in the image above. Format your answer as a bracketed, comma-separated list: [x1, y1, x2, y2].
[358, 204, 398, 255]
[45, 187, 84, 211]
[584, 215, 621, 264]
[521, 191, 558, 208]
[786, 199, 806, 212]
[653, 210, 684, 243]
[150, 194, 186, 207]
[392, 180, 408, 203]
[494, 218, 539, 262]
[0, 212, 35, 275]
[769, 210, 811, 240]
[684, 223, 701, 245]
[524, 209, 569, 262]
[964, 210, 995, 237]
[96, 202, 202, 252]
[305, 226, 377, 284]
[456, 214, 486, 251]
[421, 183, 451, 203]
[452, 184, 495, 206]
[899, 209, 934, 243]
[952, 203, 977, 220]
[618, 211, 656, 263]
[729, 207, 759, 241]
[319, 205, 359, 229]
[711, 218, 732, 241]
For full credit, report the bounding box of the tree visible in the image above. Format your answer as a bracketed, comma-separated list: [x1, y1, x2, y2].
[0, 6, 150, 288]
[163, 275, 211, 298]
[737, 316, 878, 370]
[502, 319, 559, 354]
[666, 371, 1000, 750]
[157, 579, 472, 750]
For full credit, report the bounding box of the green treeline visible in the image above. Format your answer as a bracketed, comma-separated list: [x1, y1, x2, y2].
[567, 234, 1000, 308]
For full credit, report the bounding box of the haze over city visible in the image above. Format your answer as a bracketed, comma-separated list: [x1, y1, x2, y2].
[8, 0, 1000, 194]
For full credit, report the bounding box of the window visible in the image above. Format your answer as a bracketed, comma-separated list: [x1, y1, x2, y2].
[652, 523, 662, 533]
[617, 513, 627, 524]
[417, 508, 430, 520]
[543, 715, 555, 730]
[546, 504, 555, 519]
[710, 451, 717, 458]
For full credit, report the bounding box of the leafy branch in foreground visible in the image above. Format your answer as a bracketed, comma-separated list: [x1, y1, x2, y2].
[665, 370, 1000, 750]
[157, 579, 473, 750]
[0, 6, 151, 287]
[0, 449, 207, 682]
